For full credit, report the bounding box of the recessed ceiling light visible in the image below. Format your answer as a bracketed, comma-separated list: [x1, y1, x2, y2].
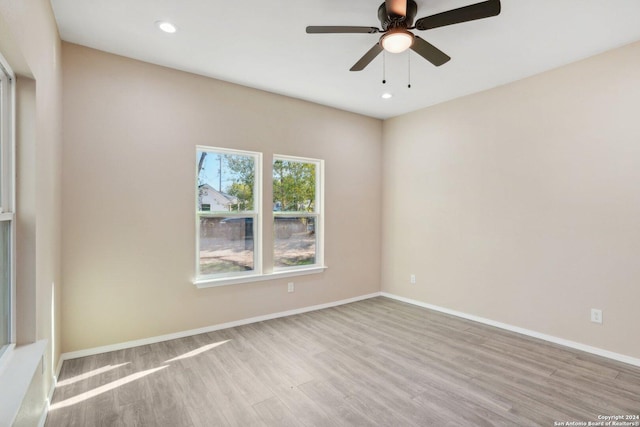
[381, 93, 393, 99]
[156, 21, 177, 34]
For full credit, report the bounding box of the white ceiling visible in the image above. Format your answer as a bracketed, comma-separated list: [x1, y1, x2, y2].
[51, 0, 640, 119]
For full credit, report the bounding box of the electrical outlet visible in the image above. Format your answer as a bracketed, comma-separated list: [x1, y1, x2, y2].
[590, 308, 603, 324]
[410, 274, 416, 284]
[287, 282, 294, 293]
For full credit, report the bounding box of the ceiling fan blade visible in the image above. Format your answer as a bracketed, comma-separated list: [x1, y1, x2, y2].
[415, 0, 501, 31]
[385, 0, 407, 17]
[306, 26, 380, 34]
[410, 36, 451, 66]
[350, 43, 384, 71]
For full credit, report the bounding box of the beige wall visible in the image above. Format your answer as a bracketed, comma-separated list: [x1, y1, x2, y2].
[382, 41, 640, 359]
[0, 0, 63, 425]
[61, 43, 382, 353]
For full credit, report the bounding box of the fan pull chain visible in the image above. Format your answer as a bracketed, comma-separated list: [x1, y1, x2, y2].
[408, 50, 411, 89]
[382, 50, 386, 84]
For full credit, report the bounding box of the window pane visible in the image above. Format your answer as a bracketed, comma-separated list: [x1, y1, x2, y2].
[197, 151, 256, 213]
[274, 217, 316, 268]
[273, 160, 316, 212]
[199, 217, 254, 274]
[0, 221, 10, 355]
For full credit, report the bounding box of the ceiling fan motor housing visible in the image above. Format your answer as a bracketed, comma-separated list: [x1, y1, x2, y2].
[378, 0, 418, 30]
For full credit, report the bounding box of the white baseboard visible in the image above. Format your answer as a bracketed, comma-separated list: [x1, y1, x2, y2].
[37, 400, 49, 427]
[59, 291, 640, 369]
[60, 292, 382, 362]
[381, 292, 640, 368]
[54, 356, 64, 381]
[37, 354, 63, 427]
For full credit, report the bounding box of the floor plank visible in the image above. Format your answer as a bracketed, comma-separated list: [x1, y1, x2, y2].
[46, 297, 640, 426]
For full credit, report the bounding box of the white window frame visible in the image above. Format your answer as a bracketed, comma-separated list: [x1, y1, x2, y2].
[0, 54, 16, 365]
[272, 154, 324, 272]
[195, 146, 263, 282]
[194, 150, 327, 288]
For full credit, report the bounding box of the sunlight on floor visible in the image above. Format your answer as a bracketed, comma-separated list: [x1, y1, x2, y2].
[164, 339, 231, 363]
[57, 363, 131, 387]
[50, 339, 231, 411]
[49, 366, 168, 410]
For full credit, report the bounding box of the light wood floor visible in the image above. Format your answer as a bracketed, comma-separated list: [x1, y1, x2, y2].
[46, 297, 640, 426]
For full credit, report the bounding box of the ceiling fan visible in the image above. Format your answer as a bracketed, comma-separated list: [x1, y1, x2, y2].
[306, 0, 501, 71]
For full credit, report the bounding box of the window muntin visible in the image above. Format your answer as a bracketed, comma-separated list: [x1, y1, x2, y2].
[0, 59, 14, 359]
[196, 148, 261, 280]
[273, 156, 322, 271]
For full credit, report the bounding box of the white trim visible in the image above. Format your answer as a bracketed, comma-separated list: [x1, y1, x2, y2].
[60, 292, 380, 361]
[54, 355, 64, 380]
[272, 153, 319, 165]
[195, 145, 260, 158]
[38, 406, 48, 427]
[195, 265, 328, 288]
[381, 292, 640, 368]
[36, 362, 58, 427]
[0, 57, 15, 213]
[272, 212, 317, 218]
[272, 154, 324, 270]
[38, 380, 55, 427]
[195, 147, 262, 281]
[37, 352, 64, 425]
[0, 340, 47, 427]
[317, 159, 325, 267]
[54, 291, 640, 387]
[255, 152, 263, 275]
[0, 54, 16, 392]
[0, 342, 15, 368]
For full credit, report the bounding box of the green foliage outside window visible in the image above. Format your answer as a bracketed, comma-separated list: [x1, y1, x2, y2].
[273, 160, 316, 212]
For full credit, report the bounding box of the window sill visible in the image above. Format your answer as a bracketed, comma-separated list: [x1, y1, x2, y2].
[0, 340, 47, 425]
[194, 266, 328, 289]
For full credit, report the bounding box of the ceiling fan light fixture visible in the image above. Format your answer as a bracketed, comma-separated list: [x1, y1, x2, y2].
[381, 30, 414, 53]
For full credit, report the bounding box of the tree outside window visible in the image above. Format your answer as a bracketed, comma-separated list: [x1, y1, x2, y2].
[273, 156, 322, 269]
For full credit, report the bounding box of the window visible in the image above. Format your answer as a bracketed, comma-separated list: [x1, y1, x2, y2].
[273, 155, 323, 270]
[196, 147, 262, 279]
[0, 58, 14, 360]
[195, 148, 324, 286]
